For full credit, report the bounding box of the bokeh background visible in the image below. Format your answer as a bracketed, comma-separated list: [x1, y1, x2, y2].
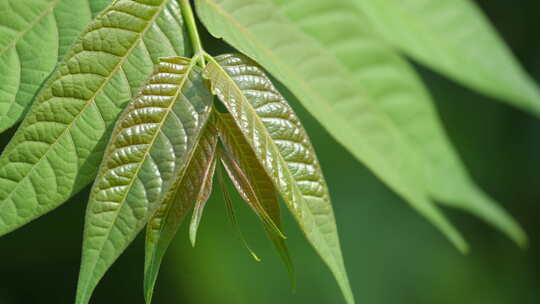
[1, 1, 539, 303]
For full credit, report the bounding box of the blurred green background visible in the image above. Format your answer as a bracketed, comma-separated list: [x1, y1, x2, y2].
[1, 1, 539, 303]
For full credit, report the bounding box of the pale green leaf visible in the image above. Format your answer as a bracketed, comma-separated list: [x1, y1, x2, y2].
[195, 0, 526, 250]
[144, 120, 218, 304]
[0, 0, 188, 236]
[351, 0, 540, 115]
[217, 113, 294, 281]
[77, 56, 212, 304]
[0, 0, 111, 132]
[204, 54, 353, 304]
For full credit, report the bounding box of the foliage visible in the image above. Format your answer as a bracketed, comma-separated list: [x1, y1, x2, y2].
[0, 0, 537, 303]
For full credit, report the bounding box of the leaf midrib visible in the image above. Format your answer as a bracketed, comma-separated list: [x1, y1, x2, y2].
[0, 0, 170, 213]
[0, 0, 62, 56]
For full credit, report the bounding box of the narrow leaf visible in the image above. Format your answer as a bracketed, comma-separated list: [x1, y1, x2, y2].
[351, 0, 540, 115]
[195, 0, 526, 249]
[217, 113, 294, 281]
[204, 54, 354, 304]
[217, 161, 261, 262]
[76, 57, 212, 304]
[0, 0, 188, 236]
[0, 0, 112, 132]
[144, 120, 218, 304]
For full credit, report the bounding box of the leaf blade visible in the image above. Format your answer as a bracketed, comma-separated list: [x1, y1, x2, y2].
[204, 54, 354, 304]
[0, 0, 188, 236]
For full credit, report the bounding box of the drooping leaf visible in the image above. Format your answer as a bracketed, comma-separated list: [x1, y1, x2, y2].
[76, 56, 212, 304]
[351, 0, 540, 115]
[0, 0, 188, 236]
[217, 160, 261, 262]
[217, 113, 294, 281]
[145, 120, 218, 304]
[195, 0, 526, 249]
[204, 54, 354, 304]
[0, 0, 111, 132]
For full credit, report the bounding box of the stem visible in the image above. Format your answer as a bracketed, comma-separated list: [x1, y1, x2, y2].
[179, 0, 205, 67]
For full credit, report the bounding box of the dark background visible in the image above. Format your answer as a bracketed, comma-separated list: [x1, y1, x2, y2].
[1, 1, 539, 303]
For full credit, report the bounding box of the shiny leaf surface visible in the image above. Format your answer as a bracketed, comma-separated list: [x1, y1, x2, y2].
[77, 56, 212, 304]
[0, 0, 111, 132]
[145, 120, 218, 303]
[204, 54, 353, 304]
[195, 0, 526, 249]
[0, 0, 188, 236]
[352, 0, 540, 115]
[218, 113, 293, 279]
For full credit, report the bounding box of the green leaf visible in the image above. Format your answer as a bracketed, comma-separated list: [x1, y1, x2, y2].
[204, 54, 354, 304]
[144, 119, 218, 304]
[0, 0, 188, 236]
[195, 0, 526, 250]
[351, 0, 540, 115]
[217, 113, 294, 281]
[0, 0, 111, 132]
[77, 56, 212, 304]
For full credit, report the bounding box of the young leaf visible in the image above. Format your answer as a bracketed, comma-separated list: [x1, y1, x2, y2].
[204, 54, 354, 304]
[0, 0, 111, 132]
[145, 120, 218, 304]
[195, 0, 526, 249]
[351, 0, 540, 115]
[76, 56, 212, 304]
[0, 0, 188, 236]
[217, 113, 294, 281]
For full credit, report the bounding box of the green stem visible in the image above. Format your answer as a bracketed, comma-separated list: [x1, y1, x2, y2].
[180, 0, 205, 67]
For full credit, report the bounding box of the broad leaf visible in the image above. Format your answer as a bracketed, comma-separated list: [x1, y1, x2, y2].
[204, 54, 354, 304]
[0, 0, 111, 132]
[351, 0, 540, 115]
[0, 0, 188, 236]
[144, 121, 218, 303]
[217, 113, 294, 280]
[195, 0, 526, 250]
[77, 56, 212, 304]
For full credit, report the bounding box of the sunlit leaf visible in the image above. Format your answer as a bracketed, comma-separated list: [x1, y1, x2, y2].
[204, 54, 354, 304]
[76, 56, 212, 304]
[195, 0, 526, 250]
[0, 0, 188, 236]
[217, 113, 294, 281]
[351, 0, 540, 115]
[0, 0, 112, 132]
[144, 119, 218, 304]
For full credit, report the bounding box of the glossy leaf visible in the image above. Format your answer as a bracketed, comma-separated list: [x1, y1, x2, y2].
[196, 0, 526, 250]
[145, 120, 218, 304]
[0, 0, 111, 132]
[217, 113, 294, 280]
[76, 56, 212, 304]
[204, 54, 353, 304]
[352, 0, 540, 115]
[0, 0, 188, 236]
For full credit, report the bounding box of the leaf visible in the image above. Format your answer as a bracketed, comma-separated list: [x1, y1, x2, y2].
[0, 0, 112, 132]
[204, 54, 354, 304]
[76, 56, 212, 304]
[217, 113, 294, 281]
[351, 0, 540, 115]
[144, 120, 218, 304]
[195, 0, 526, 250]
[0, 0, 188, 236]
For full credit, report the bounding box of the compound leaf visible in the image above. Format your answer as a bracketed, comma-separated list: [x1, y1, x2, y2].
[0, 0, 188, 236]
[144, 121, 218, 303]
[195, 0, 526, 251]
[0, 0, 111, 132]
[76, 56, 212, 304]
[204, 54, 353, 304]
[351, 0, 540, 115]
